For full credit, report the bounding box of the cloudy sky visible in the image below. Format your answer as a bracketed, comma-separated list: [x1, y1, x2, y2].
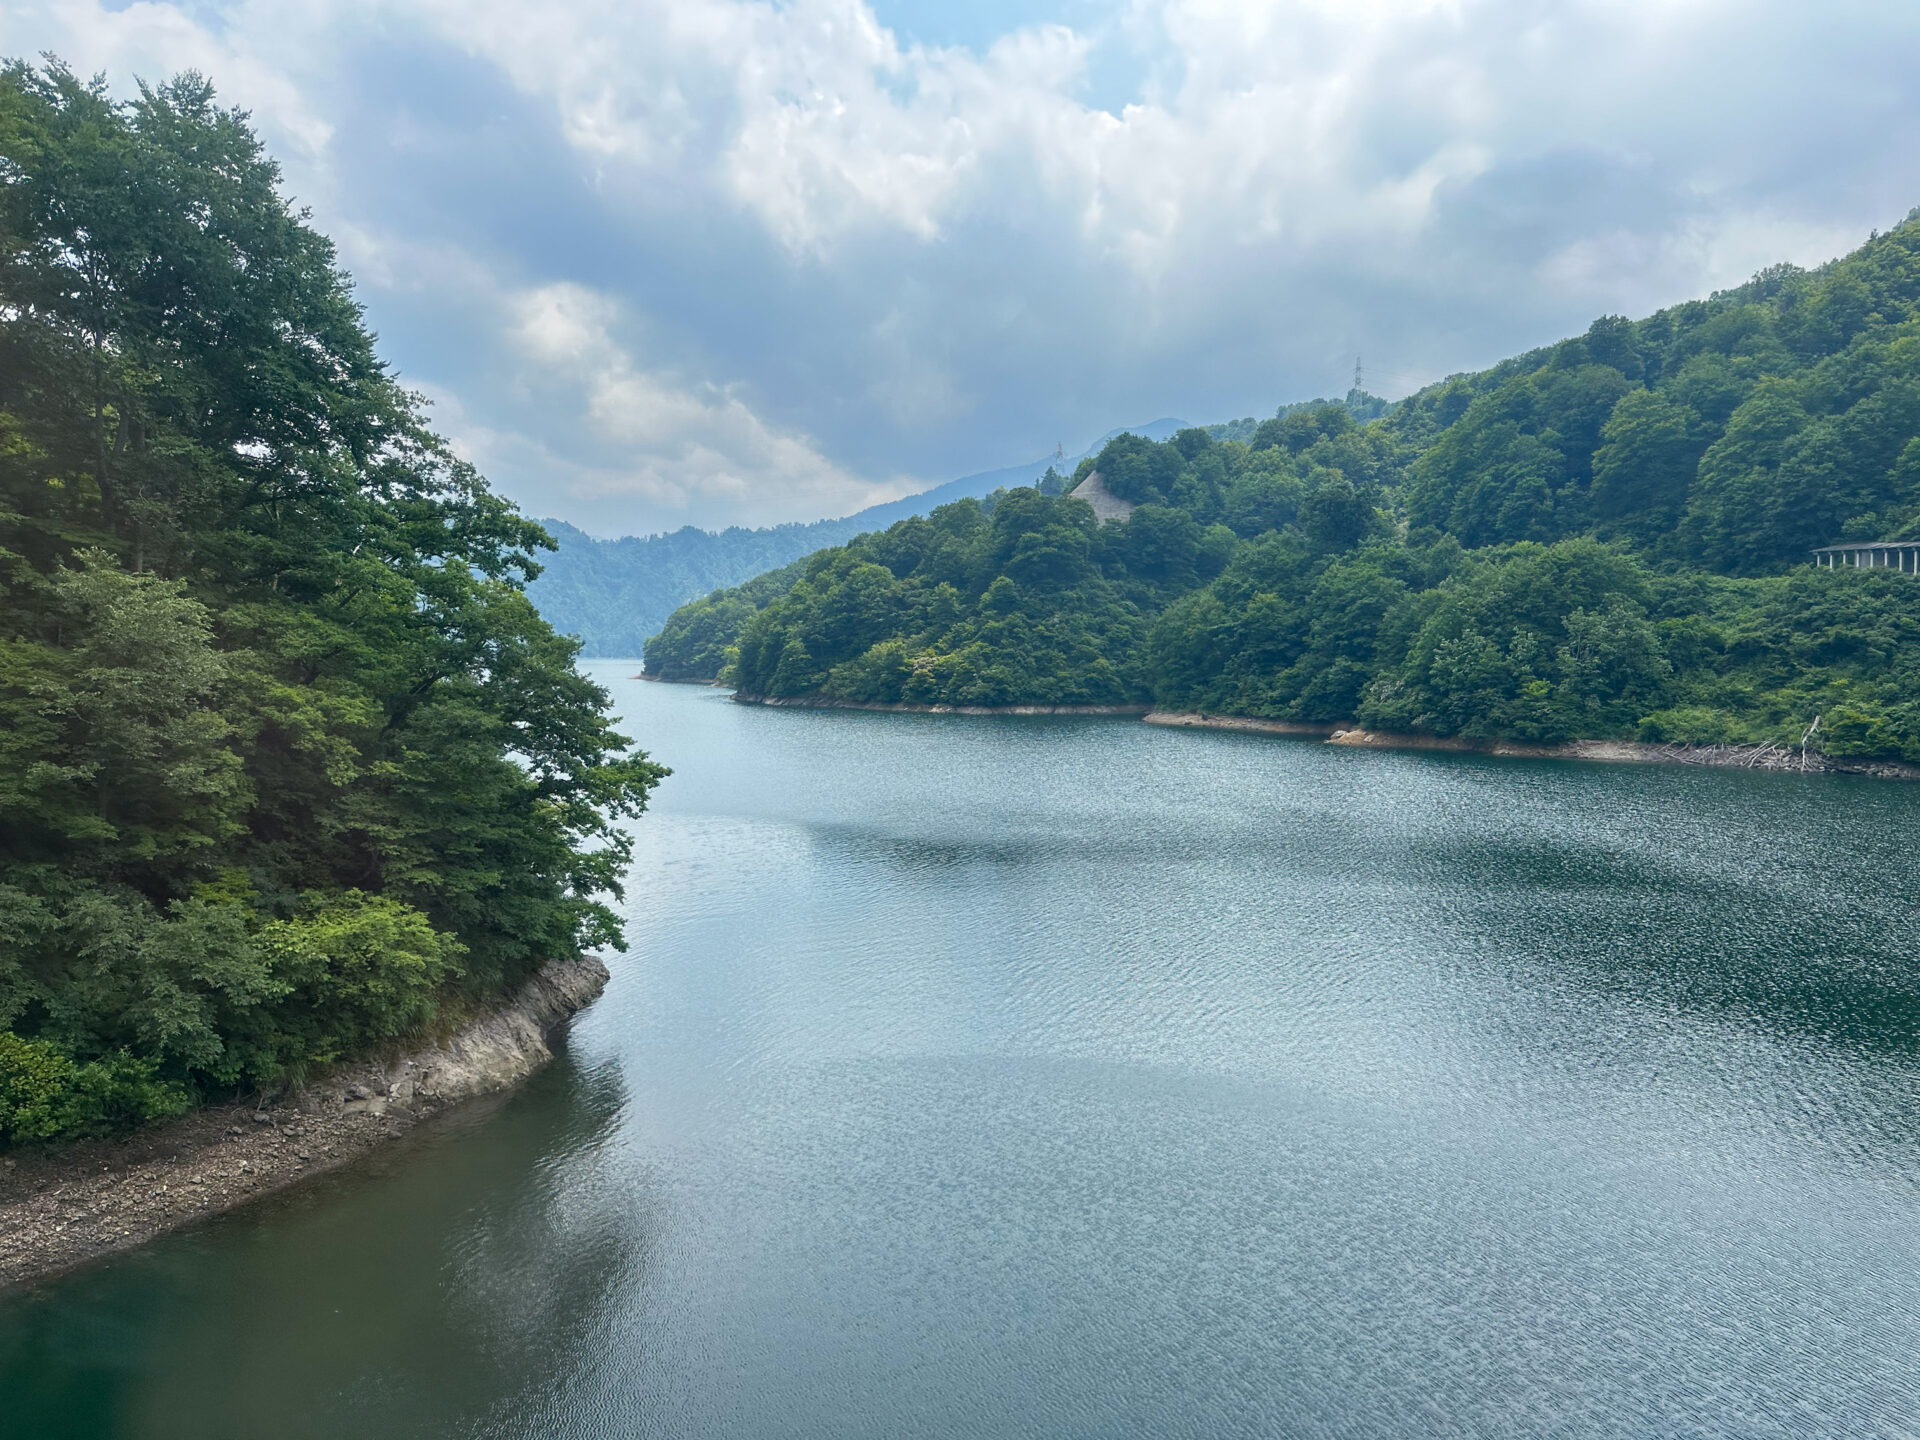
[5, 1, 1919, 535]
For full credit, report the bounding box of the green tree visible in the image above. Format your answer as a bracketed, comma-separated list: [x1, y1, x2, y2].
[1590, 389, 1702, 543]
[0, 61, 665, 1143]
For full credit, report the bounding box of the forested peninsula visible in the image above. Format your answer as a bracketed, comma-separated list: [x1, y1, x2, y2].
[649, 218, 1920, 767]
[0, 63, 663, 1153]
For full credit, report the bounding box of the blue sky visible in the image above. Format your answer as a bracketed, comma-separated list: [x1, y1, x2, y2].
[8, 1, 1920, 536]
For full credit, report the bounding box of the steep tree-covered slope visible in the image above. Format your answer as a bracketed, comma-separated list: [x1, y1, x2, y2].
[0, 63, 663, 1144]
[644, 559, 810, 682]
[655, 216, 1920, 761]
[528, 421, 1189, 656]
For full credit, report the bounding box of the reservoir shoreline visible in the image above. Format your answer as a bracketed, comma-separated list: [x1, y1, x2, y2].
[1147, 711, 1920, 778]
[713, 693, 1920, 779]
[0, 954, 609, 1292]
[733, 693, 1153, 716]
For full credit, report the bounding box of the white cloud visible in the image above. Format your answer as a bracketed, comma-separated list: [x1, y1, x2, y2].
[502, 282, 913, 528]
[3, 0, 340, 158]
[4, 0, 1918, 535]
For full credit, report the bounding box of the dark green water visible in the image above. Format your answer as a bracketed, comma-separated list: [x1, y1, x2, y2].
[6, 667, 1920, 1438]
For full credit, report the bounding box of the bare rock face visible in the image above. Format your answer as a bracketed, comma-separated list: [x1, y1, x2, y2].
[0, 953, 612, 1291]
[1066, 470, 1134, 523]
[404, 953, 611, 1104]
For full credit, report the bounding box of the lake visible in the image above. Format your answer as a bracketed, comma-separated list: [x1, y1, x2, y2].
[5, 665, 1920, 1438]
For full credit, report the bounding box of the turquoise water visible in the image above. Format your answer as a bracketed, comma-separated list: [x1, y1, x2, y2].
[5, 666, 1920, 1438]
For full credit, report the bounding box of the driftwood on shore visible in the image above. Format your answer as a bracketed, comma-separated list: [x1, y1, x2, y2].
[1637, 740, 1813, 770]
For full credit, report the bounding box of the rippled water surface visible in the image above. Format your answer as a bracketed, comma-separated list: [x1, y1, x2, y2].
[7, 669, 1920, 1438]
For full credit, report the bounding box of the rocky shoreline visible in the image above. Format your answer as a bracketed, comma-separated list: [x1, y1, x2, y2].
[734, 694, 1152, 716]
[671, 694, 1920, 779]
[1146, 711, 1920, 779]
[1144, 712, 1339, 738]
[0, 953, 609, 1292]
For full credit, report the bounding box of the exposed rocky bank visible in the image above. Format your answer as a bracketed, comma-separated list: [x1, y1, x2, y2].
[1146, 711, 1920, 779]
[1144, 712, 1339, 739]
[0, 953, 609, 1291]
[735, 694, 1151, 716]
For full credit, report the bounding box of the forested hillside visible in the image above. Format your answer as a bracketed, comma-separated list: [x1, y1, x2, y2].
[529, 421, 1188, 655]
[651, 218, 1920, 762]
[0, 64, 663, 1144]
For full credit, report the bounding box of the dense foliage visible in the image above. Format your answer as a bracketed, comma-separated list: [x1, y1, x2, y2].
[0, 63, 664, 1144]
[530, 443, 1145, 657]
[658, 216, 1920, 759]
[644, 560, 808, 681]
[705, 425, 1371, 705]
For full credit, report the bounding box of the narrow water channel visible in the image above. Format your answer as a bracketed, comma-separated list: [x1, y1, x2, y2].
[5, 668, 1920, 1438]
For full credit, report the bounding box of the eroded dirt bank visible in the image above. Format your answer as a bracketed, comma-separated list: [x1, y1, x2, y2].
[0, 954, 609, 1291]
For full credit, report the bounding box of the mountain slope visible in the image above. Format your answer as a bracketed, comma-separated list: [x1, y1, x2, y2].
[649, 214, 1920, 764]
[526, 420, 1188, 655]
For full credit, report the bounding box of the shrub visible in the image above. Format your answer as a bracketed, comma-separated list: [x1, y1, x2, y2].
[0, 1032, 74, 1143]
[0, 1034, 190, 1145]
[254, 894, 465, 1070]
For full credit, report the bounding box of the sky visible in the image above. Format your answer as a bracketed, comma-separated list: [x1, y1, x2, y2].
[5, 2, 1920, 537]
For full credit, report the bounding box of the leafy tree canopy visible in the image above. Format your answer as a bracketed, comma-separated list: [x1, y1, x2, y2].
[0, 61, 664, 1144]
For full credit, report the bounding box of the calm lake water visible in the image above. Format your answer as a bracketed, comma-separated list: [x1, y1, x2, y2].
[6, 667, 1920, 1438]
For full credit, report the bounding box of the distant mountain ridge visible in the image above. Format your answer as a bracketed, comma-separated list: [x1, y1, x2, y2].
[527, 418, 1190, 656]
